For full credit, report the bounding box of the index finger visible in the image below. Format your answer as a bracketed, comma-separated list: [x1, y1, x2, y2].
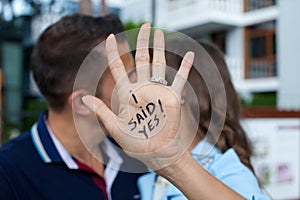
[171, 51, 195, 95]
[106, 34, 130, 88]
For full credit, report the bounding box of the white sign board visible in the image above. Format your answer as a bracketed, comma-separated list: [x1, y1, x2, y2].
[241, 118, 300, 199]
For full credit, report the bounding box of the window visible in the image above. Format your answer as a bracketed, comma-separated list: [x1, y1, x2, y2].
[245, 23, 276, 78]
[250, 36, 266, 58]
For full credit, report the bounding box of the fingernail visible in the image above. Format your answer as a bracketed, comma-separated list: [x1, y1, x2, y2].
[187, 51, 195, 58]
[107, 33, 115, 40]
[82, 95, 93, 107]
[142, 23, 151, 28]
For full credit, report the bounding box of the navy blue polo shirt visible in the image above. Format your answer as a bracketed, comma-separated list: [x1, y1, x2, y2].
[0, 112, 146, 200]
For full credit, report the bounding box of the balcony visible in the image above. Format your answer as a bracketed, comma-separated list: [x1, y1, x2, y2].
[156, 0, 278, 31]
[226, 57, 279, 94]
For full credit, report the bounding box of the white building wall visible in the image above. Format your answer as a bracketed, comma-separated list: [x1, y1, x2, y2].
[225, 28, 245, 84]
[226, 28, 244, 61]
[277, 0, 300, 110]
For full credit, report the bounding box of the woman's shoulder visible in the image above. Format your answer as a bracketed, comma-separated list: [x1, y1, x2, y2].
[210, 148, 270, 200]
[192, 141, 270, 199]
[191, 140, 249, 175]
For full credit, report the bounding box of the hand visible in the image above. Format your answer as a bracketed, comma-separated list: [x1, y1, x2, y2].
[82, 23, 194, 170]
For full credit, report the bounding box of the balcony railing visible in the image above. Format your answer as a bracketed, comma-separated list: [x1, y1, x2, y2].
[209, 0, 244, 14]
[225, 57, 278, 92]
[226, 57, 245, 82]
[226, 57, 276, 80]
[167, 0, 276, 14]
[244, 0, 276, 12]
[167, 0, 243, 14]
[248, 59, 276, 78]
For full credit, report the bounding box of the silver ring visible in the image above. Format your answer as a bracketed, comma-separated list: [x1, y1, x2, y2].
[180, 98, 185, 105]
[149, 76, 168, 86]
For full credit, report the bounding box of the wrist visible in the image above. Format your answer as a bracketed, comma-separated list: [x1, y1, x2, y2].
[156, 151, 194, 183]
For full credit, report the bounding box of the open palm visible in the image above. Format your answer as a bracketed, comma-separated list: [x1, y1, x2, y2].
[82, 23, 194, 170]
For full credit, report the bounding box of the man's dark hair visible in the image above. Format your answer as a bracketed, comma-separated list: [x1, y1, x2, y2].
[31, 14, 125, 111]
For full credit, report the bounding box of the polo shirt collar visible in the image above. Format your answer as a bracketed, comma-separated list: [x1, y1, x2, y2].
[45, 119, 79, 169]
[30, 111, 62, 163]
[30, 111, 123, 171]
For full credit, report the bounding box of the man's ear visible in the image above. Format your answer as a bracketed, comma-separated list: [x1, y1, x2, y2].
[69, 90, 91, 115]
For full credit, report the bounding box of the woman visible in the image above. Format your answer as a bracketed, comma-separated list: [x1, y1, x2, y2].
[137, 39, 270, 200]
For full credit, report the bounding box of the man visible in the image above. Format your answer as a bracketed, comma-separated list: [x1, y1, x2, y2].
[0, 14, 146, 200]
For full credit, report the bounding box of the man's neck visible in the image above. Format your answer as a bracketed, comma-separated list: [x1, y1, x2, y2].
[47, 109, 104, 177]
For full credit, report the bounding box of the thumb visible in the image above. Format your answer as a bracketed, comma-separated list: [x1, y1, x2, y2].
[82, 95, 116, 134]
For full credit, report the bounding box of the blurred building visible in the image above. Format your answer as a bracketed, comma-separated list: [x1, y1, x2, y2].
[113, 0, 300, 111]
[0, 0, 80, 138]
[156, 0, 278, 94]
[107, 3, 300, 197]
